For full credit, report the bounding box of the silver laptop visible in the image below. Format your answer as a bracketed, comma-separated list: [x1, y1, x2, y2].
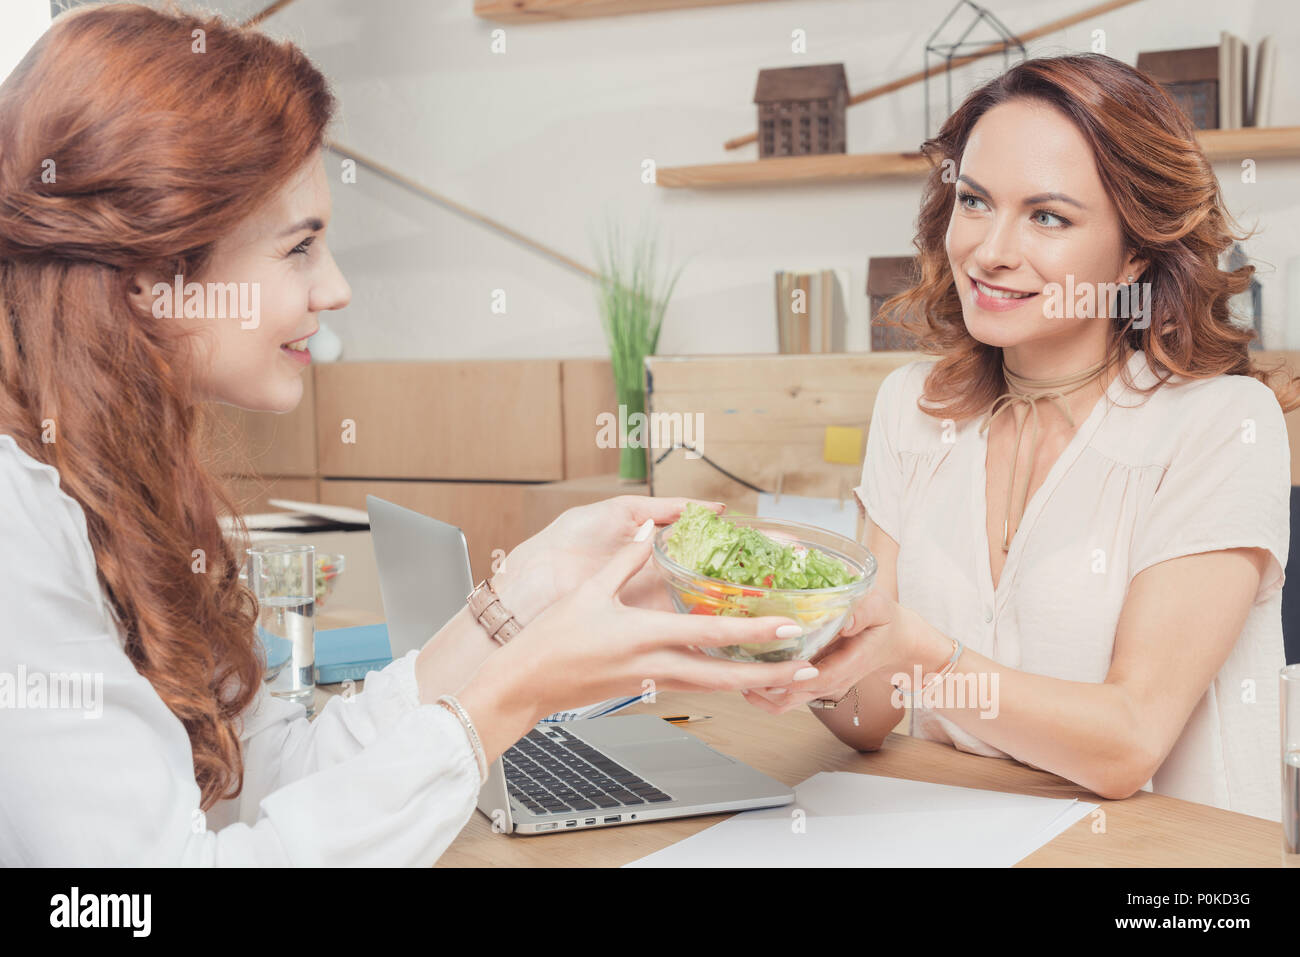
[365, 495, 795, 835]
[367, 495, 473, 659]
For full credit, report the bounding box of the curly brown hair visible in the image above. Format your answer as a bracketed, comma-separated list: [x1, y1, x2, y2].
[0, 3, 336, 810]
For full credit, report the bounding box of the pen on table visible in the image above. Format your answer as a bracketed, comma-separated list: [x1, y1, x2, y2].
[662, 714, 711, 724]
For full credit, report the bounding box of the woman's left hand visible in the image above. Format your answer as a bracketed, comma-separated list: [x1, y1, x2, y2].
[488, 496, 724, 626]
[741, 590, 945, 715]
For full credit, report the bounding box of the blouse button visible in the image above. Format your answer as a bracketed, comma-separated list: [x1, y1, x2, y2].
[983, 607, 993, 623]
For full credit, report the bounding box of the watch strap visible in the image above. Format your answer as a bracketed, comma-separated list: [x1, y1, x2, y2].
[467, 579, 521, 646]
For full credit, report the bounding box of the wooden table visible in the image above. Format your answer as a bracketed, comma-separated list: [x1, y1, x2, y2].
[314, 612, 1290, 867]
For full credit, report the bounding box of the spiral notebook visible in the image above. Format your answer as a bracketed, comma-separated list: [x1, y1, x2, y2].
[541, 694, 644, 723]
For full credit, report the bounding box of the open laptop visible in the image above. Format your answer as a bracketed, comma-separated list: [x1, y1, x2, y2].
[367, 495, 473, 658]
[365, 495, 796, 835]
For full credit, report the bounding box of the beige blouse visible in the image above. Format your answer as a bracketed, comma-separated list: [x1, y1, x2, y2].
[854, 348, 1290, 822]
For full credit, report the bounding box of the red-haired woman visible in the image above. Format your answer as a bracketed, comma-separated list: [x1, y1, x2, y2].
[0, 4, 819, 865]
[747, 53, 1299, 823]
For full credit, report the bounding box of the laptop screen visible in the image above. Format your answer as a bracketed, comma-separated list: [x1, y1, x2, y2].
[366, 496, 474, 658]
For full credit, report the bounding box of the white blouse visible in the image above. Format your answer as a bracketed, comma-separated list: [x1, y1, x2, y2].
[854, 348, 1290, 822]
[0, 433, 482, 865]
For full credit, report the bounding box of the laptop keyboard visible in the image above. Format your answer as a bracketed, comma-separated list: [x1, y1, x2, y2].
[503, 727, 674, 816]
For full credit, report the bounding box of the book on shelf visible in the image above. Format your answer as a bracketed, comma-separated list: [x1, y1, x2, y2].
[1226, 31, 1246, 128]
[1252, 36, 1275, 127]
[773, 268, 848, 353]
[1135, 34, 1275, 130]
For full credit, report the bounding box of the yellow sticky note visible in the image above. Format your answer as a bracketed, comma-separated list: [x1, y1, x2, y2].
[823, 426, 863, 465]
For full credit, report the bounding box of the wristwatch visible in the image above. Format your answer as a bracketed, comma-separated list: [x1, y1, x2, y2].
[466, 578, 522, 646]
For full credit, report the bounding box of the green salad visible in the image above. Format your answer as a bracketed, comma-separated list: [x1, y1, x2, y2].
[664, 503, 859, 590]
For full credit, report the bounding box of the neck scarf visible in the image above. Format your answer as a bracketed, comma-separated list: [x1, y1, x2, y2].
[977, 354, 1114, 552]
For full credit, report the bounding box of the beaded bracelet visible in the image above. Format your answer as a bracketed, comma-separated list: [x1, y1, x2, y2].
[436, 694, 488, 785]
[892, 637, 965, 701]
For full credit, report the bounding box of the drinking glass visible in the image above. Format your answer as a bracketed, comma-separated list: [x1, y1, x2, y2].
[248, 543, 316, 716]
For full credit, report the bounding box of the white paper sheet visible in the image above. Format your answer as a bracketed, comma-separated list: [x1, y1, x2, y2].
[626, 771, 1098, 867]
[1006, 800, 1097, 864]
[756, 492, 859, 541]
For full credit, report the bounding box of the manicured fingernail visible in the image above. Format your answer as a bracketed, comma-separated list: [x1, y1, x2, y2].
[768, 687, 787, 694]
[792, 667, 819, 681]
[634, 518, 655, 542]
[775, 624, 803, 638]
[844, 614, 855, 631]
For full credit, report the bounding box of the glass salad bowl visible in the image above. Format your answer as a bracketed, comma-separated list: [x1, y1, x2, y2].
[313, 553, 345, 609]
[651, 515, 876, 663]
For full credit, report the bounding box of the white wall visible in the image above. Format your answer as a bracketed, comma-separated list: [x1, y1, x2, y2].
[121, 0, 1300, 358]
[1, 1, 55, 83]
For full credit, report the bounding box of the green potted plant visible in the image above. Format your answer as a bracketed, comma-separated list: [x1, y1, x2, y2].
[591, 216, 685, 482]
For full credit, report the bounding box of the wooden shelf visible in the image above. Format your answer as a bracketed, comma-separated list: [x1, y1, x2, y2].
[473, 0, 780, 22]
[1195, 125, 1300, 160]
[657, 151, 929, 188]
[657, 126, 1300, 189]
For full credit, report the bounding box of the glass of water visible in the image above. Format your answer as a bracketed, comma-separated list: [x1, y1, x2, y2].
[1284, 663, 1300, 865]
[247, 543, 316, 716]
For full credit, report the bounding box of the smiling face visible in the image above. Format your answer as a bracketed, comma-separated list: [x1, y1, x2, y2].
[945, 98, 1145, 370]
[139, 152, 351, 413]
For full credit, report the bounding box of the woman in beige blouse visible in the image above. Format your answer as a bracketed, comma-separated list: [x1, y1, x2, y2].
[749, 54, 1298, 822]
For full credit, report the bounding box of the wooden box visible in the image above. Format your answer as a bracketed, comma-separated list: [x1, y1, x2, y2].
[1136, 46, 1220, 130]
[867, 255, 922, 351]
[645, 353, 923, 516]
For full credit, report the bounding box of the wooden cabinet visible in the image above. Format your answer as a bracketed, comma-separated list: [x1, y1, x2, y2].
[320, 479, 540, 582]
[561, 358, 621, 480]
[209, 353, 1300, 588]
[313, 361, 564, 481]
[204, 370, 318, 478]
[222, 476, 320, 516]
[205, 358, 626, 581]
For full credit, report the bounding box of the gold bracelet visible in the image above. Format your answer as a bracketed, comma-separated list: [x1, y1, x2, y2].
[893, 637, 964, 700]
[436, 694, 488, 785]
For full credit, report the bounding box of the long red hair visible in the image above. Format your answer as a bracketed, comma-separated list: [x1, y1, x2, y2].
[876, 53, 1300, 418]
[0, 3, 336, 810]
